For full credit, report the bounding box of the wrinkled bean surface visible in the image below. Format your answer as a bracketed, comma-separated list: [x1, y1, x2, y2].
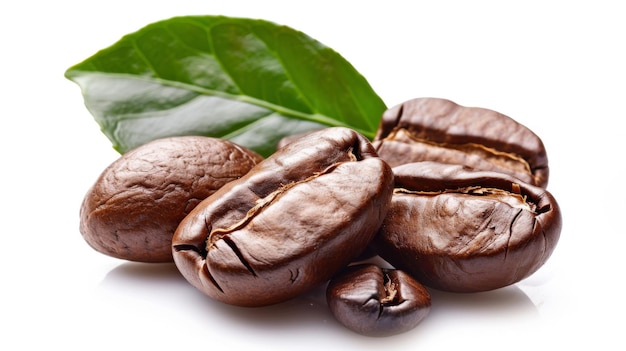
[327, 264, 431, 337]
[79, 136, 263, 263]
[374, 161, 562, 292]
[172, 127, 394, 307]
[373, 98, 549, 187]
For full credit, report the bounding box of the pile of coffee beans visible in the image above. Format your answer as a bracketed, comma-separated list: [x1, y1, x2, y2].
[80, 97, 562, 337]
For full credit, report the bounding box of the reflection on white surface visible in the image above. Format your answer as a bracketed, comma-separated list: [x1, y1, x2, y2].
[92, 261, 549, 350]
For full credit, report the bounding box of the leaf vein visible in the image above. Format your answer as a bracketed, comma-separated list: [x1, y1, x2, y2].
[129, 37, 160, 79]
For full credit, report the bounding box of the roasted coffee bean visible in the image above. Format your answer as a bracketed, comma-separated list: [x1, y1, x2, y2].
[373, 98, 549, 188]
[172, 127, 394, 307]
[374, 161, 562, 293]
[326, 264, 431, 337]
[79, 136, 263, 263]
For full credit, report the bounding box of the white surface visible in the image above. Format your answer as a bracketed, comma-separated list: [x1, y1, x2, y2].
[2, 1, 624, 350]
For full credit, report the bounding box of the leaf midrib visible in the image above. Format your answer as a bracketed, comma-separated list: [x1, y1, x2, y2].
[67, 71, 374, 139]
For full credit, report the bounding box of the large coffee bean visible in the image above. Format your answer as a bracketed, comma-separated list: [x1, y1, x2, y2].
[172, 127, 394, 307]
[374, 161, 562, 293]
[79, 136, 263, 263]
[326, 264, 431, 337]
[373, 98, 549, 187]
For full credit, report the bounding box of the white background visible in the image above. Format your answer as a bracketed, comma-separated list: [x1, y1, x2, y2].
[2, 1, 624, 349]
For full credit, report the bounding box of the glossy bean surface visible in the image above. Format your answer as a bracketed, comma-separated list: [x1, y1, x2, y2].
[327, 264, 431, 337]
[173, 128, 394, 306]
[373, 98, 549, 187]
[80, 136, 263, 263]
[374, 161, 562, 292]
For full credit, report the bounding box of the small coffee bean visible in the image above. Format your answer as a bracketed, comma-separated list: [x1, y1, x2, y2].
[172, 127, 394, 307]
[79, 136, 263, 263]
[326, 264, 431, 337]
[374, 161, 562, 293]
[373, 98, 550, 187]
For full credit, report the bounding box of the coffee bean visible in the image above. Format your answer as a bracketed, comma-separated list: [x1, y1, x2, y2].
[374, 161, 562, 292]
[172, 127, 394, 307]
[326, 264, 431, 337]
[373, 98, 550, 187]
[79, 136, 263, 263]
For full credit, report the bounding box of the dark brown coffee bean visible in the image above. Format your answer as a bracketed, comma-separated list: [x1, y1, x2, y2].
[373, 98, 550, 188]
[79, 136, 263, 263]
[326, 264, 431, 337]
[172, 127, 394, 307]
[374, 161, 562, 293]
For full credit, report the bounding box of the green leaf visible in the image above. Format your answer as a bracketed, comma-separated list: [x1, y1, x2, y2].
[65, 15, 386, 157]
